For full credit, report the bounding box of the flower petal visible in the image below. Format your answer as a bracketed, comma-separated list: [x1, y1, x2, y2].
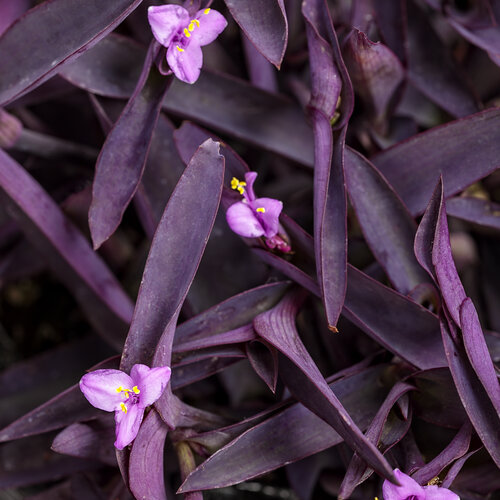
[79, 369, 133, 412]
[250, 197, 283, 238]
[194, 8, 228, 46]
[114, 404, 144, 450]
[382, 469, 426, 500]
[148, 5, 189, 47]
[167, 39, 203, 84]
[226, 201, 266, 238]
[130, 364, 172, 408]
[424, 485, 460, 500]
[244, 171, 258, 202]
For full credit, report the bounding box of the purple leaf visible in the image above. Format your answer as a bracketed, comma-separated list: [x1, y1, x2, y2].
[120, 139, 224, 371]
[344, 147, 429, 294]
[174, 282, 289, 347]
[411, 368, 467, 428]
[0, 149, 134, 348]
[0, 0, 144, 105]
[89, 43, 172, 249]
[129, 409, 168, 500]
[441, 449, 480, 489]
[411, 421, 472, 484]
[174, 324, 256, 353]
[430, 182, 467, 325]
[51, 418, 117, 466]
[460, 298, 500, 416]
[447, 196, 500, 231]
[406, 0, 479, 118]
[223, 0, 288, 67]
[246, 340, 279, 393]
[242, 33, 278, 92]
[339, 382, 415, 499]
[440, 315, 500, 467]
[70, 474, 107, 500]
[60, 34, 145, 99]
[253, 291, 394, 481]
[179, 365, 388, 492]
[344, 266, 446, 370]
[344, 30, 404, 131]
[0, 0, 29, 35]
[372, 108, 500, 215]
[373, 0, 407, 64]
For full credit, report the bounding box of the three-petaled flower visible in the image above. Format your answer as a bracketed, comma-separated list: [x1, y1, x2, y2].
[79, 364, 171, 450]
[148, 5, 227, 84]
[382, 469, 459, 500]
[226, 171, 291, 253]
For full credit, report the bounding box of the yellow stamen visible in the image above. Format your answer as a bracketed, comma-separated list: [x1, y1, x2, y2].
[204, 8, 211, 14]
[176, 45, 184, 52]
[231, 177, 247, 196]
[256, 207, 266, 213]
[116, 386, 123, 393]
[184, 28, 191, 37]
[132, 385, 140, 394]
[193, 19, 200, 27]
[237, 186, 245, 195]
[120, 402, 128, 413]
[189, 22, 195, 31]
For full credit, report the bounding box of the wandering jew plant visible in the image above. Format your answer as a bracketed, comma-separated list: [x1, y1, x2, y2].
[1, 0, 500, 499]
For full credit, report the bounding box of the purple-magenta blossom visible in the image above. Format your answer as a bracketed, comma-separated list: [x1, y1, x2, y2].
[382, 469, 460, 500]
[148, 5, 227, 84]
[79, 364, 171, 450]
[226, 172, 291, 253]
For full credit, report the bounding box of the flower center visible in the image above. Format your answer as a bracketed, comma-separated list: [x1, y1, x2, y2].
[116, 385, 140, 412]
[174, 8, 212, 53]
[231, 177, 247, 195]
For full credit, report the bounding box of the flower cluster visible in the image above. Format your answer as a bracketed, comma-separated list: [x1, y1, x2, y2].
[148, 4, 227, 84]
[79, 364, 171, 450]
[381, 469, 460, 500]
[225, 171, 291, 253]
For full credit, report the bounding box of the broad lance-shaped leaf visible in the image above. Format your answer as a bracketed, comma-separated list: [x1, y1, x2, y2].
[246, 340, 279, 393]
[253, 291, 395, 481]
[179, 365, 388, 492]
[61, 35, 314, 167]
[303, 0, 353, 329]
[223, 0, 288, 67]
[406, 0, 478, 118]
[372, 108, 500, 216]
[447, 196, 500, 231]
[339, 382, 415, 499]
[372, 1, 406, 64]
[0, 149, 133, 349]
[0, 0, 144, 105]
[344, 147, 429, 294]
[440, 316, 500, 467]
[460, 298, 500, 416]
[89, 42, 172, 249]
[344, 30, 404, 131]
[129, 410, 168, 500]
[121, 139, 224, 371]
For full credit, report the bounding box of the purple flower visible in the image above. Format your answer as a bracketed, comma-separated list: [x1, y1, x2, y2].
[79, 364, 171, 450]
[382, 469, 460, 500]
[226, 172, 291, 253]
[148, 5, 227, 84]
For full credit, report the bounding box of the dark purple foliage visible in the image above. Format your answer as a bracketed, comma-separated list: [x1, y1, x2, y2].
[1, 0, 500, 499]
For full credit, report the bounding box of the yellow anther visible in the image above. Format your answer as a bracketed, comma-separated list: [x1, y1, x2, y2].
[176, 45, 184, 52]
[132, 385, 140, 394]
[256, 207, 266, 213]
[230, 177, 239, 189]
[184, 28, 191, 37]
[204, 8, 211, 14]
[193, 19, 200, 27]
[116, 386, 123, 393]
[120, 402, 128, 414]
[237, 186, 245, 195]
[189, 22, 195, 31]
